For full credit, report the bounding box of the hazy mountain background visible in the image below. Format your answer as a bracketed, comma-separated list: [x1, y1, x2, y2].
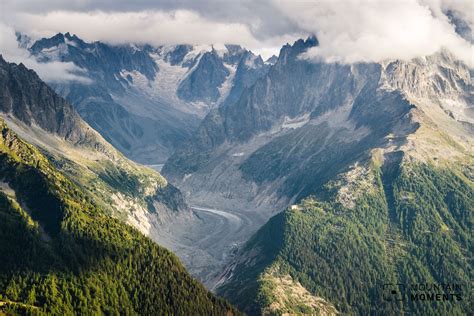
[23, 32, 272, 164]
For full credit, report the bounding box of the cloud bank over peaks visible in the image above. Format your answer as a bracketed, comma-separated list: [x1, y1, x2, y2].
[1, 0, 472, 68]
[0, 24, 92, 83]
[6, 9, 299, 60]
[275, 0, 473, 67]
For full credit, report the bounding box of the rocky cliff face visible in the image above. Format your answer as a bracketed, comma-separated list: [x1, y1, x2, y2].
[27, 34, 270, 163]
[177, 50, 231, 103]
[0, 55, 88, 144]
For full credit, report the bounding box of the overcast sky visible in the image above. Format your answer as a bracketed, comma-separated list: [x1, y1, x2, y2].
[0, 0, 472, 81]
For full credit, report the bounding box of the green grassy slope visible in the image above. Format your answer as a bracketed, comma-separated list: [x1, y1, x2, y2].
[218, 156, 472, 315]
[0, 119, 239, 315]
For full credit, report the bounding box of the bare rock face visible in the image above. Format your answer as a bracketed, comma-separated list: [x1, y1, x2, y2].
[177, 50, 231, 103]
[0, 55, 87, 144]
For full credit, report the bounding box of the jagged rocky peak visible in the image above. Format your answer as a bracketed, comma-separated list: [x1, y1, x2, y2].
[27, 33, 270, 104]
[30, 32, 158, 82]
[240, 50, 265, 69]
[0, 54, 90, 144]
[23, 33, 272, 163]
[155, 43, 251, 67]
[29, 32, 67, 54]
[64, 31, 87, 44]
[30, 31, 87, 53]
[265, 55, 278, 65]
[222, 44, 247, 64]
[381, 51, 471, 98]
[15, 32, 32, 49]
[221, 50, 270, 107]
[379, 51, 473, 124]
[163, 44, 193, 65]
[174, 43, 270, 104]
[217, 42, 382, 142]
[276, 35, 318, 66]
[232, 37, 471, 136]
[177, 49, 231, 103]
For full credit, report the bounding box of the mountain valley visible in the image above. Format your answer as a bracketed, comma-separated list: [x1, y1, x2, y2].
[0, 11, 472, 314]
[162, 38, 473, 314]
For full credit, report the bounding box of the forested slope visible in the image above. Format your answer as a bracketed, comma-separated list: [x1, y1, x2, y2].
[218, 155, 473, 315]
[0, 119, 238, 315]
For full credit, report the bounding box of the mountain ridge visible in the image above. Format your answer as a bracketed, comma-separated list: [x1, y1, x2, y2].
[0, 54, 189, 248]
[26, 32, 271, 163]
[0, 117, 239, 315]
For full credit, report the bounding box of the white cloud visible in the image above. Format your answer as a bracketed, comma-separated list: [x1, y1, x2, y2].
[440, 0, 474, 26]
[273, 0, 473, 66]
[0, 23, 92, 83]
[13, 10, 256, 46]
[7, 10, 295, 59]
[1, 0, 472, 66]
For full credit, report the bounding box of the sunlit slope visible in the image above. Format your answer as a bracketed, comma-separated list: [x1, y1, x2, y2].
[0, 118, 238, 315]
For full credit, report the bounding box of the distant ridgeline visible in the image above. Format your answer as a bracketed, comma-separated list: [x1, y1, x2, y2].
[25, 32, 272, 164]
